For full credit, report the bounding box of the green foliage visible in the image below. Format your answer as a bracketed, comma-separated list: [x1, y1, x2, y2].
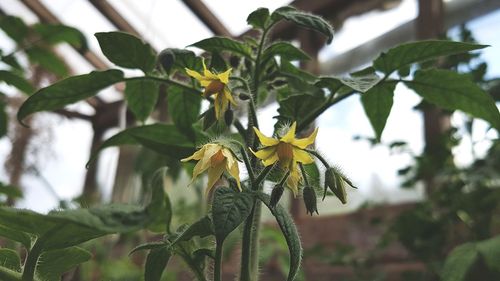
[0, 248, 21, 272]
[0, 70, 35, 94]
[37, 247, 92, 281]
[361, 81, 397, 141]
[0, 15, 29, 43]
[167, 85, 202, 139]
[262, 42, 310, 63]
[247, 8, 270, 29]
[212, 188, 253, 242]
[190, 37, 252, 58]
[125, 78, 160, 122]
[95, 32, 156, 73]
[32, 23, 87, 50]
[145, 247, 171, 281]
[26, 47, 69, 77]
[17, 69, 124, 125]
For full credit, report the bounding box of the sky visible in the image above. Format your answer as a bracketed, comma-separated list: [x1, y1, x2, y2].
[0, 0, 499, 213]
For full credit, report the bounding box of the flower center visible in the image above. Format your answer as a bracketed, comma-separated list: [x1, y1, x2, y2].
[210, 150, 226, 167]
[276, 142, 293, 163]
[204, 80, 225, 97]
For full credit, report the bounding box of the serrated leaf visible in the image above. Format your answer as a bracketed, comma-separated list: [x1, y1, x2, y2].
[247, 7, 270, 29]
[95, 32, 156, 73]
[212, 189, 253, 242]
[262, 42, 310, 63]
[0, 249, 21, 272]
[167, 85, 201, 139]
[0, 265, 22, 281]
[257, 192, 302, 281]
[373, 40, 487, 75]
[125, 78, 160, 122]
[26, 47, 69, 77]
[17, 69, 124, 125]
[361, 81, 397, 141]
[87, 124, 200, 166]
[169, 216, 214, 247]
[0, 16, 28, 43]
[277, 93, 325, 129]
[37, 247, 91, 281]
[0, 70, 35, 94]
[33, 23, 87, 51]
[0, 225, 32, 249]
[145, 247, 171, 281]
[405, 69, 500, 131]
[272, 6, 334, 44]
[190, 37, 252, 58]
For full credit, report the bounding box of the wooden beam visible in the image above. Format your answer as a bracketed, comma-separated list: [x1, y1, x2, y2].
[181, 0, 232, 37]
[20, 0, 108, 70]
[88, 0, 140, 37]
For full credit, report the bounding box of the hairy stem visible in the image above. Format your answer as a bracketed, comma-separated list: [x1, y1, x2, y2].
[214, 241, 224, 281]
[22, 239, 43, 281]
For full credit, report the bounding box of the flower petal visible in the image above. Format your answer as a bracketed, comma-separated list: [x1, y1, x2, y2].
[206, 163, 225, 194]
[292, 128, 318, 149]
[223, 88, 237, 106]
[201, 58, 219, 80]
[285, 163, 301, 197]
[226, 161, 241, 191]
[251, 147, 276, 161]
[214, 92, 228, 120]
[185, 68, 205, 81]
[181, 146, 206, 162]
[292, 148, 315, 164]
[262, 153, 279, 166]
[217, 68, 232, 84]
[280, 122, 297, 143]
[253, 127, 279, 147]
[190, 159, 209, 185]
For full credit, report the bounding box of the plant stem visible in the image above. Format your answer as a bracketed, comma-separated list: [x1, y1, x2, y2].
[299, 163, 310, 186]
[240, 147, 256, 185]
[214, 241, 224, 281]
[305, 149, 330, 168]
[22, 239, 43, 281]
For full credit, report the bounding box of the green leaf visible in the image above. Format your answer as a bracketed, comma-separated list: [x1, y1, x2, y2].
[17, 69, 124, 125]
[130, 242, 166, 256]
[476, 235, 500, 272]
[405, 69, 500, 131]
[361, 81, 397, 141]
[33, 23, 87, 50]
[36, 247, 91, 281]
[158, 48, 202, 73]
[125, 78, 160, 122]
[0, 70, 35, 94]
[95, 32, 156, 73]
[0, 16, 28, 43]
[0, 100, 7, 138]
[0, 265, 22, 281]
[247, 7, 270, 29]
[167, 85, 201, 139]
[373, 40, 487, 75]
[169, 216, 214, 247]
[277, 93, 325, 129]
[0, 225, 32, 248]
[262, 42, 310, 63]
[145, 247, 171, 281]
[190, 37, 252, 58]
[212, 189, 253, 242]
[87, 124, 200, 166]
[257, 192, 302, 281]
[442, 243, 478, 281]
[0, 183, 22, 199]
[0, 249, 21, 272]
[279, 60, 317, 82]
[26, 47, 69, 77]
[271, 6, 334, 44]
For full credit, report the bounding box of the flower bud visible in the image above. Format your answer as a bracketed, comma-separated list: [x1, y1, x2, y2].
[302, 186, 318, 215]
[239, 93, 251, 100]
[158, 49, 175, 73]
[325, 167, 347, 204]
[224, 108, 234, 126]
[270, 184, 284, 208]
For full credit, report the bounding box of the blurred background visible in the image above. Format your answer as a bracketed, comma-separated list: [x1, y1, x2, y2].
[0, 0, 499, 280]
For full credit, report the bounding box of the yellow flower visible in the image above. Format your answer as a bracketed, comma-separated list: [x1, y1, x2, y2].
[181, 143, 241, 194]
[185, 60, 236, 120]
[251, 122, 318, 195]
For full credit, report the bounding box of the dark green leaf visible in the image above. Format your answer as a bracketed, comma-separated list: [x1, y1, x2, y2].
[0, 183, 22, 199]
[314, 77, 344, 92]
[37, 247, 92, 281]
[279, 60, 316, 82]
[0, 16, 28, 43]
[373, 40, 487, 75]
[361, 81, 397, 141]
[405, 69, 500, 131]
[169, 216, 214, 247]
[262, 42, 310, 63]
[17, 69, 124, 125]
[212, 189, 253, 242]
[0, 249, 21, 272]
[26, 47, 69, 77]
[33, 23, 87, 50]
[257, 192, 302, 281]
[145, 247, 171, 281]
[0, 100, 7, 138]
[277, 93, 325, 129]
[476, 235, 500, 272]
[0, 70, 35, 94]
[1, 55, 23, 71]
[247, 7, 270, 29]
[442, 243, 477, 281]
[272, 6, 334, 44]
[125, 79, 160, 122]
[159, 48, 202, 73]
[95, 32, 156, 73]
[87, 124, 200, 166]
[190, 37, 252, 58]
[0, 265, 22, 281]
[0, 225, 32, 248]
[167, 85, 201, 139]
[130, 242, 166, 256]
